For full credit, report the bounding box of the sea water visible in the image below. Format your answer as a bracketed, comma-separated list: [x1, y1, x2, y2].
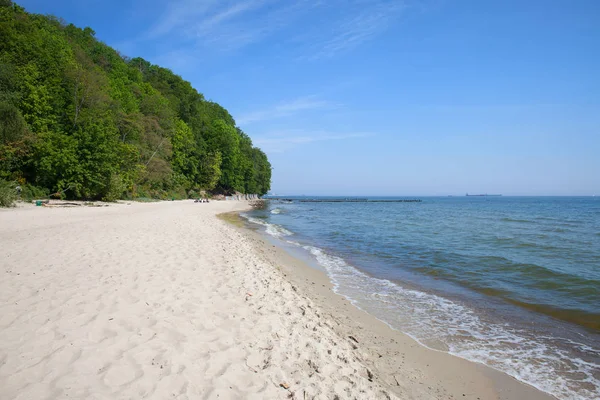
[243, 196, 600, 400]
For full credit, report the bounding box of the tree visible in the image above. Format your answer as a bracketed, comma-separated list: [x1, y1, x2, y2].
[0, 2, 271, 199]
[205, 119, 241, 193]
[0, 101, 26, 143]
[171, 119, 197, 188]
[65, 49, 108, 127]
[198, 151, 221, 191]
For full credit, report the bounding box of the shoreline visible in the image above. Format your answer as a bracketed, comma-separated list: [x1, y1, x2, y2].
[1, 200, 401, 399]
[0, 201, 555, 399]
[227, 210, 556, 400]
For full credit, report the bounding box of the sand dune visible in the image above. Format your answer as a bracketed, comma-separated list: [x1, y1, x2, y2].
[0, 201, 397, 399]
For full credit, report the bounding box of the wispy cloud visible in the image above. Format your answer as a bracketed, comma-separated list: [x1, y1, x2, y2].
[254, 131, 373, 153]
[196, 1, 263, 32]
[130, 0, 408, 59]
[141, 0, 310, 51]
[146, 0, 220, 39]
[236, 96, 337, 125]
[306, 1, 407, 59]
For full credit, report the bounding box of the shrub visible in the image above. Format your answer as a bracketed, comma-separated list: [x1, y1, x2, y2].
[133, 197, 159, 203]
[0, 180, 17, 207]
[166, 186, 186, 200]
[20, 184, 49, 201]
[102, 174, 125, 202]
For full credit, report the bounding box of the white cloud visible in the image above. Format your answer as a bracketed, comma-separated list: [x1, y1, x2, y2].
[142, 0, 306, 50]
[308, 1, 407, 59]
[146, 0, 220, 39]
[254, 131, 373, 152]
[193, 1, 266, 34]
[236, 96, 337, 125]
[133, 0, 408, 58]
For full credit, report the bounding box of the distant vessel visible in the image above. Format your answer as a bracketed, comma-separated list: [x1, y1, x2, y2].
[466, 193, 502, 197]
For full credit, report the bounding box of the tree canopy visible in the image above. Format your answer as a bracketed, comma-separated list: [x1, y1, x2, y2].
[0, 2, 271, 200]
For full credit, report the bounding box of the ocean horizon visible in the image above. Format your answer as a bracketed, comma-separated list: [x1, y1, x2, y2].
[244, 195, 600, 400]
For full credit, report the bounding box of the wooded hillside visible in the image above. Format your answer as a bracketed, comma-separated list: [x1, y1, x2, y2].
[0, 1, 271, 201]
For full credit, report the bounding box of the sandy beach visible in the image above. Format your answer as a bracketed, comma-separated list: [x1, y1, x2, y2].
[0, 201, 554, 399]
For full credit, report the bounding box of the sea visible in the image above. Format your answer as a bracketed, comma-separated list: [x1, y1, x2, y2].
[242, 196, 600, 400]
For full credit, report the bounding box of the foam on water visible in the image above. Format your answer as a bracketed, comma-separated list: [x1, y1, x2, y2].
[298, 245, 600, 400]
[243, 215, 293, 238]
[242, 202, 600, 400]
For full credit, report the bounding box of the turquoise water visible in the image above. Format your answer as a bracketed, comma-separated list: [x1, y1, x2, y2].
[244, 196, 600, 400]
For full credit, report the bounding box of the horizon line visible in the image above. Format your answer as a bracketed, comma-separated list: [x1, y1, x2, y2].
[263, 194, 598, 197]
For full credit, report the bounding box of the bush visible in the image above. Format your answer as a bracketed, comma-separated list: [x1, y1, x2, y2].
[20, 184, 49, 201]
[132, 197, 159, 203]
[0, 180, 17, 207]
[166, 186, 186, 200]
[102, 174, 125, 202]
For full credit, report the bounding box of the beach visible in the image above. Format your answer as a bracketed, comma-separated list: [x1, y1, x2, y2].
[0, 201, 553, 399]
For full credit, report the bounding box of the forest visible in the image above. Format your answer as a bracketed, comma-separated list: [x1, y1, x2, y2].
[0, 1, 271, 203]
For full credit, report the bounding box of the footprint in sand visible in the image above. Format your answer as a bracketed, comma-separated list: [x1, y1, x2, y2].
[103, 363, 142, 387]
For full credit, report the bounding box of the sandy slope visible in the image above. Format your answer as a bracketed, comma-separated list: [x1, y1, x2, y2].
[0, 201, 396, 399]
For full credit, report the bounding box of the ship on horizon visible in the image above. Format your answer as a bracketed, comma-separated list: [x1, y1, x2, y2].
[466, 193, 502, 197]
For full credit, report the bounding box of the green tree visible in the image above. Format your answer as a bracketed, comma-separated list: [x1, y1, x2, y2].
[0, 2, 271, 200]
[171, 119, 197, 189]
[205, 119, 241, 193]
[0, 101, 26, 143]
[198, 151, 222, 191]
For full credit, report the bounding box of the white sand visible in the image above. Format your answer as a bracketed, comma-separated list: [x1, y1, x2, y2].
[0, 200, 555, 400]
[0, 201, 395, 399]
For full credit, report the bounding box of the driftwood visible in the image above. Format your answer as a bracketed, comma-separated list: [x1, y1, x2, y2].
[49, 184, 74, 199]
[42, 202, 81, 208]
[34, 200, 109, 208]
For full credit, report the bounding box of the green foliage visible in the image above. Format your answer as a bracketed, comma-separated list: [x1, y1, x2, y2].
[102, 173, 125, 202]
[198, 151, 222, 192]
[20, 183, 47, 201]
[171, 118, 198, 189]
[0, 3, 272, 200]
[0, 179, 17, 207]
[205, 119, 241, 192]
[0, 101, 27, 143]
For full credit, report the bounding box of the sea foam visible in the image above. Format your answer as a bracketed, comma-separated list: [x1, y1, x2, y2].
[299, 244, 599, 400]
[242, 208, 600, 400]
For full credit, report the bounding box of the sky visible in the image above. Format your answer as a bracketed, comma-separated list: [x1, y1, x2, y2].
[16, 0, 600, 195]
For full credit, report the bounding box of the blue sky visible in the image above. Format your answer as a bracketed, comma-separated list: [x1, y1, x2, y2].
[17, 0, 600, 195]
